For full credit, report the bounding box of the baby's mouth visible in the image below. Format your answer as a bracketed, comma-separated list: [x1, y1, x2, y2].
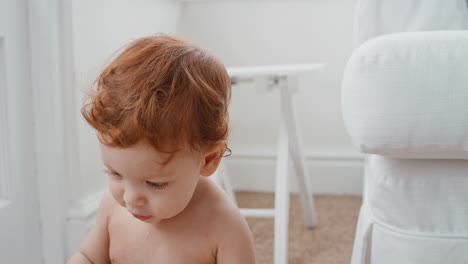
[131, 213, 153, 221]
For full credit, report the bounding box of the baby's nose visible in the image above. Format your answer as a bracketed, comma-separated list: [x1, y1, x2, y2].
[123, 189, 146, 207]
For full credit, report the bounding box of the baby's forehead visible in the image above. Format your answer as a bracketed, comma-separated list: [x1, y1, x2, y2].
[140, 143, 202, 165]
[100, 140, 201, 168]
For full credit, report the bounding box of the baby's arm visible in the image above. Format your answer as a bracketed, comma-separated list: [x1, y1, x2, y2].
[215, 207, 256, 264]
[67, 191, 114, 264]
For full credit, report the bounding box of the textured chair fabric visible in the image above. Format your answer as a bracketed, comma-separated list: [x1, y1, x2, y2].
[343, 1, 468, 263]
[343, 31, 468, 159]
[350, 156, 468, 264]
[353, 0, 468, 47]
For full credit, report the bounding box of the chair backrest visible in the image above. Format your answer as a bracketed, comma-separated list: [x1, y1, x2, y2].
[353, 0, 468, 47]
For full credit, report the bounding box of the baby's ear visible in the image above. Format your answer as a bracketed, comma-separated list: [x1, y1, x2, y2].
[200, 144, 225, 177]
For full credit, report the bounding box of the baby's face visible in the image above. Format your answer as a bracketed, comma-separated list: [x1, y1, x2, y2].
[100, 140, 204, 224]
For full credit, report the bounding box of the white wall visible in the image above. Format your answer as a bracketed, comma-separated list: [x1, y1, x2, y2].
[67, 0, 182, 256]
[178, 0, 363, 194]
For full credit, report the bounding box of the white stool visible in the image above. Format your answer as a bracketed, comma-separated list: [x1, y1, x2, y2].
[213, 64, 324, 264]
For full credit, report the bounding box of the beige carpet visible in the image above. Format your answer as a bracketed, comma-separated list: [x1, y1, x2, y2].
[236, 192, 362, 264]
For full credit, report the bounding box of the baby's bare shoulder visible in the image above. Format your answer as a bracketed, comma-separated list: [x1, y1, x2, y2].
[198, 179, 256, 263]
[71, 191, 118, 264]
[195, 179, 247, 233]
[99, 190, 119, 217]
[199, 178, 240, 217]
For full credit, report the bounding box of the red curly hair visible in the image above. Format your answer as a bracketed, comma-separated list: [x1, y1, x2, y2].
[82, 34, 231, 155]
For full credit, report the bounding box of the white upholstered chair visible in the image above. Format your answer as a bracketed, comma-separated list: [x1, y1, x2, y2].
[342, 0, 468, 263]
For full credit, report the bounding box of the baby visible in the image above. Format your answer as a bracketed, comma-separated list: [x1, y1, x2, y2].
[68, 35, 256, 264]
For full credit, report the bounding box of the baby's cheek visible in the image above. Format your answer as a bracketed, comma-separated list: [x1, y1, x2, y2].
[108, 182, 125, 206]
[151, 192, 189, 219]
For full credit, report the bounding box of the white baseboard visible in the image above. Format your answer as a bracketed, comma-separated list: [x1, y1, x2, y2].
[225, 146, 364, 195]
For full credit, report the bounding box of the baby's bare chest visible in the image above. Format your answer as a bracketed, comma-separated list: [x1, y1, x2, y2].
[108, 213, 216, 264]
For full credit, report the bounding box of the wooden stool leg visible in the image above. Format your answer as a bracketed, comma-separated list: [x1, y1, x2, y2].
[274, 119, 290, 264]
[280, 78, 318, 228]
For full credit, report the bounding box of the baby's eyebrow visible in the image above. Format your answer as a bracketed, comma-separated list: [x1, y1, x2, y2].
[147, 171, 174, 179]
[102, 162, 173, 179]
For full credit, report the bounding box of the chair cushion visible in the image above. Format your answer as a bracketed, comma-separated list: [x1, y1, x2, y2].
[352, 203, 468, 264]
[365, 155, 468, 235]
[342, 31, 468, 159]
[354, 0, 468, 47]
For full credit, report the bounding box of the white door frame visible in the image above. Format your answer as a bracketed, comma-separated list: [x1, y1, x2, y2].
[28, 0, 79, 263]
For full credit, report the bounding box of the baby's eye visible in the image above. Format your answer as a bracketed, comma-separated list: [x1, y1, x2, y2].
[146, 181, 169, 190]
[104, 170, 121, 178]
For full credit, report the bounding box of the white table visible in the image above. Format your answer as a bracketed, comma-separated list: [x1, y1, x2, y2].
[214, 63, 325, 264]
